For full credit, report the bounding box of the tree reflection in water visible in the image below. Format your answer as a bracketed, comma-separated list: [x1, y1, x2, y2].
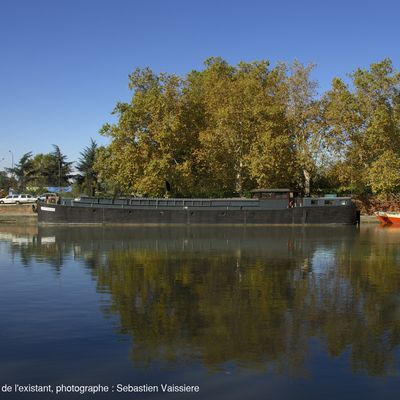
[2, 225, 400, 376]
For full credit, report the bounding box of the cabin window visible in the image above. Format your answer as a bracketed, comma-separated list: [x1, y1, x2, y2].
[311, 199, 318, 205]
[258, 192, 288, 199]
[324, 200, 335, 205]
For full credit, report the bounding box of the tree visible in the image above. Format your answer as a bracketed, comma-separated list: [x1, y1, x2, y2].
[31, 146, 73, 187]
[0, 170, 15, 196]
[325, 59, 400, 194]
[31, 153, 55, 187]
[284, 61, 331, 196]
[50, 145, 73, 187]
[96, 57, 400, 197]
[97, 58, 299, 197]
[367, 150, 400, 193]
[194, 58, 292, 195]
[6, 152, 35, 191]
[97, 67, 202, 197]
[76, 139, 98, 196]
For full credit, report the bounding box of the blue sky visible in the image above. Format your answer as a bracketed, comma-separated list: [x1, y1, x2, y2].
[1, 0, 399, 168]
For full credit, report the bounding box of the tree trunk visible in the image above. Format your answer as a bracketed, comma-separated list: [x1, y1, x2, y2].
[236, 160, 243, 196]
[303, 169, 310, 197]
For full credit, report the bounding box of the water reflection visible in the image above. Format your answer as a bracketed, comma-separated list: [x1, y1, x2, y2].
[1, 225, 400, 376]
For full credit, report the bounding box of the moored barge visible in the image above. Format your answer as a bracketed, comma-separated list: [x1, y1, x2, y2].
[37, 189, 358, 225]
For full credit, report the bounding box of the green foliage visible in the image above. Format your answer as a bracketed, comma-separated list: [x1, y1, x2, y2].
[6, 152, 35, 191]
[31, 145, 73, 187]
[0, 171, 16, 196]
[75, 138, 98, 196]
[96, 58, 334, 197]
[368, 150, 400, 193]
[9, 58, 400, 197]
[324, 58, 400, 194]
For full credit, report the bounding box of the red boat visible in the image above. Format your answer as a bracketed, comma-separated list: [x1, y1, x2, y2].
[374, 211, 390, 224]
[385, 212, 400, 225]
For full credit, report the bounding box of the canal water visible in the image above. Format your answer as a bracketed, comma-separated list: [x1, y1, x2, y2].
[0, 224, 399, 399]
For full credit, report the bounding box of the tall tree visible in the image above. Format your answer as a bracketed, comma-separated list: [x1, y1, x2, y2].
[32, 146, 73, 187]
[49, 145, 73, 187]
[76, 138, 98, 196]
[325, 59, 400, 194]
[97, 67, 201, 196]
[6, 152, 35, 191]
[284, 61, 329, 196]
[97, 58, 299, 197]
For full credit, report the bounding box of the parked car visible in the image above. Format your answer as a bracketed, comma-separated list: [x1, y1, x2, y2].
[0, 194, 37, 204]
[37, 193, 58, 202]
[0, 194, 20, 204]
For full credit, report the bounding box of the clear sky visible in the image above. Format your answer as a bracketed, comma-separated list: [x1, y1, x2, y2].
[1, 0, 399, 169]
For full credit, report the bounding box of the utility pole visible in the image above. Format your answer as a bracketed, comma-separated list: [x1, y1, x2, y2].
[8, 150, 14, 178]
[58, 159, 61, 188]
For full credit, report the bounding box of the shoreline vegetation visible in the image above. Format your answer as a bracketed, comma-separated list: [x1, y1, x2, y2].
[1, 57, 400, 203]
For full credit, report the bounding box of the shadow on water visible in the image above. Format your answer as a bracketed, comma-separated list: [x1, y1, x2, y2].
[1, 224, 400, 377]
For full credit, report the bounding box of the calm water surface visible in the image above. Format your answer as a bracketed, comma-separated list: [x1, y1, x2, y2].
[0, 224, 400, 399]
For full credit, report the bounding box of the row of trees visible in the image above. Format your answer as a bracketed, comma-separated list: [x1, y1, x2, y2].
[0, 141, 98, 196]
[95, 57, 400, 197]
[3, 57, 399, 198]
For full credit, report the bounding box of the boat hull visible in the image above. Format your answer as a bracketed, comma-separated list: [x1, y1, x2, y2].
[37, 203, 358, 225]
[374, 211, 390, 224]
[385, 213, 400, 225]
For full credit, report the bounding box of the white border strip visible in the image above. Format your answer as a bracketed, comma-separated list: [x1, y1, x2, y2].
[41, 206, 56, 212]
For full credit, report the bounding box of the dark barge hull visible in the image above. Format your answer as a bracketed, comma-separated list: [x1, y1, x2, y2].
[37, 203, 358, 225]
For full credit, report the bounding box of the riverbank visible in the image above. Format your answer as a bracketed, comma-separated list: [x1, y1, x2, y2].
[0, 204, 37, 225]
[360, 215, 379, 223]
